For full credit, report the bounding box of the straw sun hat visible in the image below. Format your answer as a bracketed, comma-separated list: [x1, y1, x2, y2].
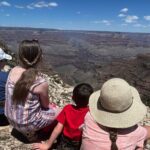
[89, 78, 147, 128]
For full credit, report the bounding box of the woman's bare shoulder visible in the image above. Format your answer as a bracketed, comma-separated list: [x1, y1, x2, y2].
[9, 66, 25, 83]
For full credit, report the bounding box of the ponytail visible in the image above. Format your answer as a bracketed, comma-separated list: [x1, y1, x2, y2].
[109, 129, 118, 150]
[12, 40, 42, 104]
[12, 68, 38, 104]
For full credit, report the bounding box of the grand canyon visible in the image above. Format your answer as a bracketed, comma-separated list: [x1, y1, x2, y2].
[0, 27, 150, 104]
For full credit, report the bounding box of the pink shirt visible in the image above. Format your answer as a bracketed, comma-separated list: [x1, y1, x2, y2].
[81, 112, 147, 150]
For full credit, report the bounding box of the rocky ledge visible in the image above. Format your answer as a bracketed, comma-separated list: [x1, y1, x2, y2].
[0, 108, 150, 150]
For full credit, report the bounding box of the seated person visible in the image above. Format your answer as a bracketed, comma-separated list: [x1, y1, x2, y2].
[4, 40, 60, 142]
[33, 83, 93, 150]
[81, 78, 150, 150]
[0, 47, 12, 126]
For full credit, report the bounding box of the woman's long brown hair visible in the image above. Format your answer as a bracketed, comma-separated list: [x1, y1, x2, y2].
[12, 40, 42, 104]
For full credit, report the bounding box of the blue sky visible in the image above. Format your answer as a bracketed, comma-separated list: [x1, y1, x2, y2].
[0, 0, 150, 33]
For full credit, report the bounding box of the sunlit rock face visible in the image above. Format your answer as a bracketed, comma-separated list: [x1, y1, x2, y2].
[40, 73, 73, 107]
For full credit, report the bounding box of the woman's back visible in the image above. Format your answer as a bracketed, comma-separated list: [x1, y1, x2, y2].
[5, 66, 56, 132]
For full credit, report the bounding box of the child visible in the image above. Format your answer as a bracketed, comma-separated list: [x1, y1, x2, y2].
[33, 83, 93, 150]
[80, 78, 149, 150]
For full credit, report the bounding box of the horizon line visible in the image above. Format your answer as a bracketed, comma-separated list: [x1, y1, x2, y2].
[0, 26, 150, 34]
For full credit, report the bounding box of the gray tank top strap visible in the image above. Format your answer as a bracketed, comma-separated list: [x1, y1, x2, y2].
[30, 76, 47, 92]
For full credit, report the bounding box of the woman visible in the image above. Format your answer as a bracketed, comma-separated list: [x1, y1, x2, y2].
[80, 78, 150, 150]
[5, 40, 59, 142]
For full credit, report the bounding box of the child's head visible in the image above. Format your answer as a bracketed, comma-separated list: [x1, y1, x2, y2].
[72, 83, 93, 107]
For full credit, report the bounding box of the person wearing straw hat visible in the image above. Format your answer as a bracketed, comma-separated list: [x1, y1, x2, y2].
[0, 47, 12, 126]
[80, 78, 150, 150]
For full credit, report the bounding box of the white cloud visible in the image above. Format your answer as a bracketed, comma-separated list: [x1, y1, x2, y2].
[27, 1, 58, 9]
[0, 1, 11, 7]
[92, 20, 111, 26]
[34, 2, 47, 8]
[120, 8, 128, 13]
[15, 5, 24, 9]
[124, 15, 139, 23]
[144, 16, 150, 21]
[49, 2, 58, 7]
[118, 14, 126, 17]
[5, 14, 10, 17]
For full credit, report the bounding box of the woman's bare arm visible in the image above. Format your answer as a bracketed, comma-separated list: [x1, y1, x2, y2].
[34, 82, 49, 109]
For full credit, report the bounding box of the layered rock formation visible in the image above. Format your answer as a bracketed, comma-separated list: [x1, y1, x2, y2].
[96, 53, 150, 105]
[0, 56, 150, 149]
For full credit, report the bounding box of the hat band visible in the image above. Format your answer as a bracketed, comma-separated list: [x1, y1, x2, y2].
[99, 97, 133, 113]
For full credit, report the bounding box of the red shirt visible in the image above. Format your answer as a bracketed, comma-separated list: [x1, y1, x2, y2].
[56, 104, 88, 141]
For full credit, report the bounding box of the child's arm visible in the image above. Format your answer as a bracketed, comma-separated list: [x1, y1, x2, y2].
[46, 122, 64, 148]
[33, 122, 64, 150]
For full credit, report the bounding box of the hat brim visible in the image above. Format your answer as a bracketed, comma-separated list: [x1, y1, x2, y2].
[89, 86, 147, 128]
